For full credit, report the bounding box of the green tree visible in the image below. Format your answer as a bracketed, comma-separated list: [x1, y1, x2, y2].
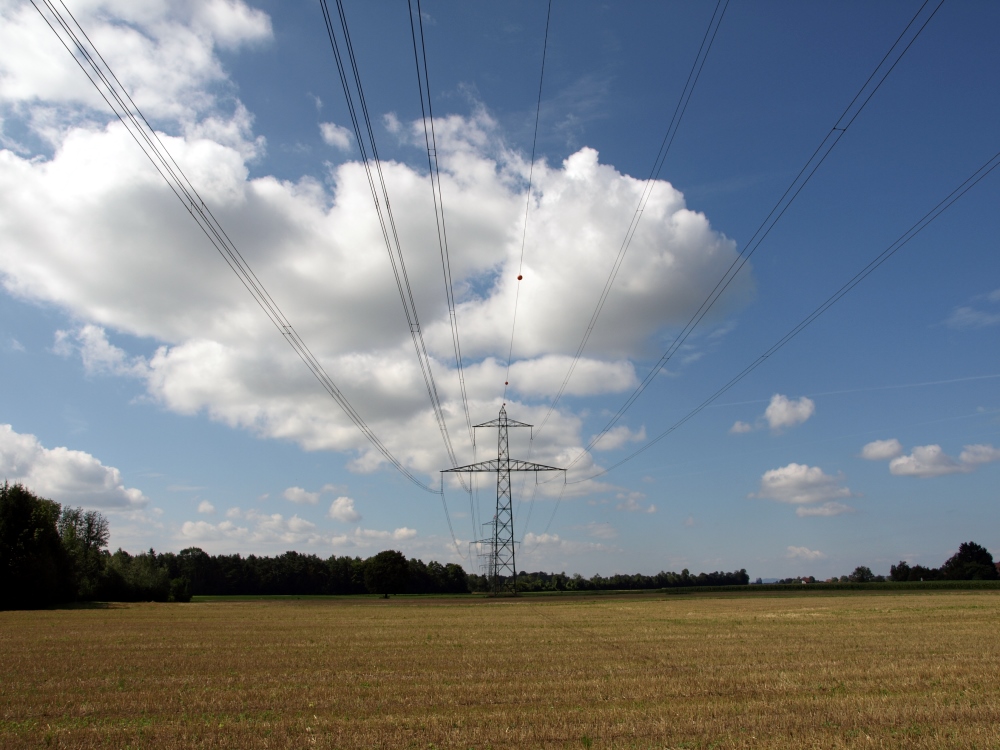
[0, 482, 71, 608]
[364, 550, 409, 598]
[848, 565, 875, 583]
[940, 541, 998, 580]
[58, 506, 110, 600]
[106, 549, 171, 601]
[889, 560, 911, 582]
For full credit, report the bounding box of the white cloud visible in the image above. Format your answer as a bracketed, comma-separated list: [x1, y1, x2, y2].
[615, 491, 656, 513]
[730, 394, 814, 435]
[363, 526, 417, 541]
[590, 424, 645, 452]
[960, 444, 1000, 466]
[319, 122, 352, 151]
[225, 506, 241, 518]
[751, 463, 853, 512]
[54, 325, 147, 377]
[521, 532, 611, 556]
[0, 423, 147, 508]
[887, 443, 1000, 478]
[945, 290, 1000, 329]
[0, 0, 271, 123]
[179, 509, 320, 546]
[786, 546, 825, 560]
[861, 438, 903, 461]
[383, 112, 402, 134]
[331, 526, 418, 547]
[795, 501, 853, 518]
[328, 495, 361, 522]
[197, 500, 215, 514]
[282, 486, 319, 505]
[764, 394, 815, 431]
[0, 2, 751, 484]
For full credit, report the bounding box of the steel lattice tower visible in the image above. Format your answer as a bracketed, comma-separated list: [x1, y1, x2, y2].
[443, 405, 564, 595]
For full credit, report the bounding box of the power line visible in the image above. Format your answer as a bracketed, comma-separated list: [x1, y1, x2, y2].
[570, 147, 1000, 484]
[566, 0, 944, 471]
[503, 0, 553, 402]
[29, 0, 440, 495]
[320, 0, 467, 465]
[319, 0, 468, 553]
[407, 0, 478, 540]
[536, 0, 729, 435]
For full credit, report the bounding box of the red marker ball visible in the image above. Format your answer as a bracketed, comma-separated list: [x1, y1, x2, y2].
[505, 381, 509, 386]
[517, 274, 523, 280]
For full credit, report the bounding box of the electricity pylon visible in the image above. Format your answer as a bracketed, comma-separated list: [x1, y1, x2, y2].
[443, 405, 564, 596]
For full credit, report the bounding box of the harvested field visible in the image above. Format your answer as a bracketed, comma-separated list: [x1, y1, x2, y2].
[2, 591, 1000, 748]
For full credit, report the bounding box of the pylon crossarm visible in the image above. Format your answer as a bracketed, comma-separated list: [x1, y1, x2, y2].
[442, 459, 564, 473]
[473, 418, 532, 428]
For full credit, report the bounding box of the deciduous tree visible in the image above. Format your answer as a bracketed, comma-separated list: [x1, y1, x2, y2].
[364, 550, 409, 598]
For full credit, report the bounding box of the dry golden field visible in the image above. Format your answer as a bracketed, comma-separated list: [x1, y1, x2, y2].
[2, 591, 1000, 748]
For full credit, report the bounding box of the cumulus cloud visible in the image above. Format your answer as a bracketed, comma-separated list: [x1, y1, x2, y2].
[764, 394, 815, 431]
[887, 443, 1000, 478]
[787, 546, 825, 560]
[960, 444, 1000, 466]
[328, 495, 361, 522]
[0, 424, 147, 508]
[0, 2, 752, 485]
[590, 424, 645, 452]
[197, 500, 215, 514]
[730, 394, 814, 434]
[319, 121, 351, 151]
[615, 491, 656, 513]
[179, 509, 321, 546]
[330, 526, 417, 547]
[861, 438, 903, 461]
[751, 463, 854, 515]
[862, 439, 1000, 478]
[0, 0, 271, 124]
[282, 486, 319, 505]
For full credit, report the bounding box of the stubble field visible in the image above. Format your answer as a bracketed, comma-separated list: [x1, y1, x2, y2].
[2, 590, 1000, 748]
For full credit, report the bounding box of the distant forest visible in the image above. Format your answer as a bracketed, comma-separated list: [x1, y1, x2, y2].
[1, 482, 995, 609]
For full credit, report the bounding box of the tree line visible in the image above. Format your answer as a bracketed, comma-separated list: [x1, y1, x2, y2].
[5, 481, 995, 609]
[477, 568, 750, 593]
[769, 543, 998, 585]
[0, 483, 470, 607]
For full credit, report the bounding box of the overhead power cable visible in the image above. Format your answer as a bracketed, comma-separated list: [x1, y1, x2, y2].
[566, 0, 944, 471]
[407, 0, 479, 540]
[503, 0, 553, 402]
[320, 0, 468, 553]
[29, 0, 439, 495]
[569, 147, 1000, 484]
[320, 0, 468, 467]
[536, 0, 729, 435]
[407, 0, 473, 446]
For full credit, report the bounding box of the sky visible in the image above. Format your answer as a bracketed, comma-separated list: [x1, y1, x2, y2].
[0, 0, 998, 580]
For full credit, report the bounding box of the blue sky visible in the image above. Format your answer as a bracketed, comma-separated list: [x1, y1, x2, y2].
[0, 0, 997, 579]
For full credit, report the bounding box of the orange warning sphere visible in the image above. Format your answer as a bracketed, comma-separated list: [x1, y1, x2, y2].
[517, 274, 523, 280]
